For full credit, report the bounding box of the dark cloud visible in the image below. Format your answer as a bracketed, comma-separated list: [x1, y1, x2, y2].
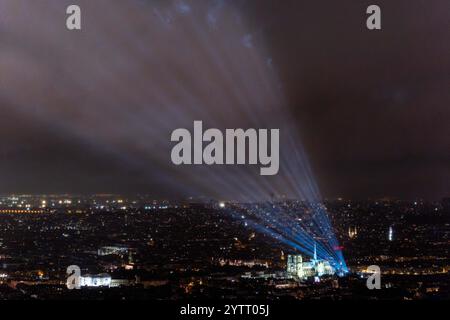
[0, 0, 449, 199]
[241, 0, 450, 199]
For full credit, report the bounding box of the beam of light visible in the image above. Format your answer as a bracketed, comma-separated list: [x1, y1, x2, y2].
[229, 202, 346, 271]
[0, 0, 347, 271]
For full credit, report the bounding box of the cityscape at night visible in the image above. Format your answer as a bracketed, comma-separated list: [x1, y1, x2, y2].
[0, 0, 449, 314]
[0, 194, 448, 301]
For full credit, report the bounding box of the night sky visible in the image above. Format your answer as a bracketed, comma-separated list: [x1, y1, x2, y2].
[0, 0, 449, 200]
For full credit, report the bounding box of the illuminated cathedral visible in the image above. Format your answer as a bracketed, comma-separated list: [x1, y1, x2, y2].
[286, 244, 335, 279]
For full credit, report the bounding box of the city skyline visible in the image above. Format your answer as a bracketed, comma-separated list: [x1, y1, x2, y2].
[0, 194, 448, 301]
[0, 0, 448, 305]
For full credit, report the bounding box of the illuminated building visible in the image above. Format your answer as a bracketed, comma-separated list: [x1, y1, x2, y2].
[287, 254, 303, 276]
[348, 226, 358, 239]
[0, 209, 45, 214]
[80, 274, 112, 287]
[286, 244, 335, 279]
[98, 246, 129, 256]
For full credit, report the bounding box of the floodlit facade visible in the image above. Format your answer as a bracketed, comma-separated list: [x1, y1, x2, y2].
[287, 244, 335, 279]
[80, 274, 112, 287]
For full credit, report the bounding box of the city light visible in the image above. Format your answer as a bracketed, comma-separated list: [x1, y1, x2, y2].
[0, 0, 446, 306]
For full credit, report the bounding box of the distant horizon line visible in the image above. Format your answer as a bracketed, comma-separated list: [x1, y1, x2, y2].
[0, 193, 448, 202]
